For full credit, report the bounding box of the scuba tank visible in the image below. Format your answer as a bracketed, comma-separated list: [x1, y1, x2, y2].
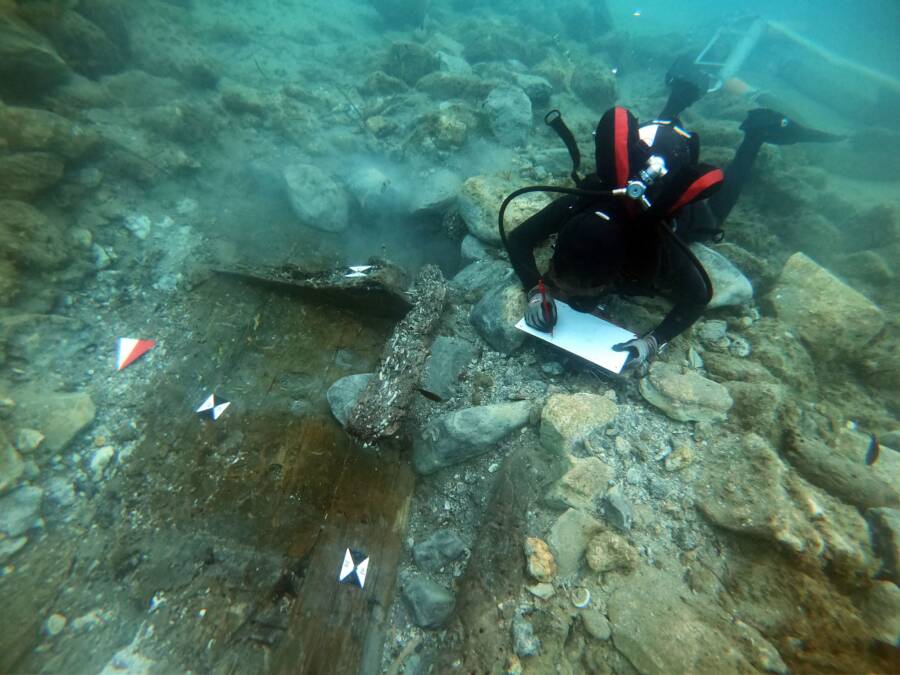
[499, 106, 725, 304]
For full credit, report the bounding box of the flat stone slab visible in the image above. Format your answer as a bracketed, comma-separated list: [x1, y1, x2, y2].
[639, 362, 732, 422]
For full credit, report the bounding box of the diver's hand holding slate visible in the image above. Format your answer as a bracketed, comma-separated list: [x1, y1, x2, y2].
[525, 284, 557, 333]
[612, 334, 659, 374]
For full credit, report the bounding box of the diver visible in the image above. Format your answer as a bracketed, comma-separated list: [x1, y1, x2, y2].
[502, 57, 843, 372]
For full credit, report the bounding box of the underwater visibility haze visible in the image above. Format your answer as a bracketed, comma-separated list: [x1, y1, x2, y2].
[0, 0, 899, 673]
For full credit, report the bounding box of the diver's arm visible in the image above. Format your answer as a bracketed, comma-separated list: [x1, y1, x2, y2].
[505, 195, 580, 290]
[648, 246, 710, 345]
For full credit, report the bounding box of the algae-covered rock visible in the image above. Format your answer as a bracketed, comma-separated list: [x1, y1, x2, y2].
[458, 174, 550, 245]
[784, 431, 899, 510]
[744, 317, 817, 396]
[21, 7, 126, 77]
[381, 41, 440, 86]
[524, 536, 556, 582]
[283, 163, 349, 232]
[724, 381, 786, 442]
[585, 531, 638, 574]
[769, 252, 884, 362]
[0, 103, 99, 160]
[0, 16, 70, 100]
[639, 361, 733, 422]
[570, 62, 617, 109]
[544, 456, 612, 511]
[0, 200, 69, 270]
[608, 567, 781, 675]
[540, 392, 618, 456]
[469, 283, 526, 354]
[0, 153, 65, 200]
[697, 433, 820, 554]
[859, 581, 900, 646]
[866, 507, 900, 583]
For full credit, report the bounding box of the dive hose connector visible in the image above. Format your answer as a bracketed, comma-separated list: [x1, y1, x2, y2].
[612, 155, 668, 210]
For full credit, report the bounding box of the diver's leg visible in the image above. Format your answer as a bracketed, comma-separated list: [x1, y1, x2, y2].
[659, 54, 711, 119]
[709, 109, 845, 225]
[707, 133, 763, 226]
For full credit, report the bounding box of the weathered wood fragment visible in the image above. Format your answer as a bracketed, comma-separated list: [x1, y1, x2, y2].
[216, 258, 412, 319]
[347, 264, 447, 444]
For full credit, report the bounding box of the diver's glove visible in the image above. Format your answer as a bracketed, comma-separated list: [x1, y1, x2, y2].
[612, 334, 659, 374]
[741, 108, 846, 145]
[524, 284, 558, 333]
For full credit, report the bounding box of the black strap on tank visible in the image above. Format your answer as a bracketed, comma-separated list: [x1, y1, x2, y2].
[498, 185, 713, 305]
[544, 110, 583, 186]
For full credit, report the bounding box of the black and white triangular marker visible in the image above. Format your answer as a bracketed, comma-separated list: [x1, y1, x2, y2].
[338, 548, 369, 589]
[196, 394, 231, 420]
[344, 265, 373, 278]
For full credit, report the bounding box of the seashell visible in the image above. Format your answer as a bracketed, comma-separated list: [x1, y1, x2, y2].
[571, 587, 591, 608]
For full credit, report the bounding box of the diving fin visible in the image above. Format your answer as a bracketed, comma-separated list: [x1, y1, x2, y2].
[741, 108, 847, 145]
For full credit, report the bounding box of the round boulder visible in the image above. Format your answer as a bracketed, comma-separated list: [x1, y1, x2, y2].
[283, 163, 349, 232]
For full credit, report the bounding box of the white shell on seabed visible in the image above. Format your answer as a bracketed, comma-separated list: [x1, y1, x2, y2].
[571, 587, 591, 608]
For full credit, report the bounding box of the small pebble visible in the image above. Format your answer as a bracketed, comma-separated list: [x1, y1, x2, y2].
[43, 613, 67, 637]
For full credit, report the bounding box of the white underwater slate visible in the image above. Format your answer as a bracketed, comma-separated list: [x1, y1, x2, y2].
[515, 301, 636, 374]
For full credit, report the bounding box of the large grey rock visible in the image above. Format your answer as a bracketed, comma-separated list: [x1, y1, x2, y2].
[457, 174, 550, 245]
[283, 163, 349, 232]
[513, 73, 553, 105]
[484, 84, 532, 146]
[420, 337, 478, 401]
[0, 485, 43, 537]
[639, 362, 733, 423]
[608, 567, 782, 674]
[401, 576, 455, 629]
[460, 234, 492, 262]
[412, 401, 531, 474]
[690, 243, 753, 308]
[326, 373, 373, 427]
[769, 252, 884, 362]
[867, 507, 900, 583]
[547, 508, 603, 577]
[414, 529, 466, 571]
[451, 259, 509, 296]
[469, 283, 526, 354]
[410, 168, 462, 215]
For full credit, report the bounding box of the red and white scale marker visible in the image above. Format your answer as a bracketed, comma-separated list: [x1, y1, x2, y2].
[116, 337, 156, 371]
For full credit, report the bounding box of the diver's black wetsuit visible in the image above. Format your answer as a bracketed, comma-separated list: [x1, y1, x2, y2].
[507, 111, 763, 346]
[507, 191, 712, 345]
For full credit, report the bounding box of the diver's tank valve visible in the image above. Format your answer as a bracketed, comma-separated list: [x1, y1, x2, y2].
[612, 155, 668, 209]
